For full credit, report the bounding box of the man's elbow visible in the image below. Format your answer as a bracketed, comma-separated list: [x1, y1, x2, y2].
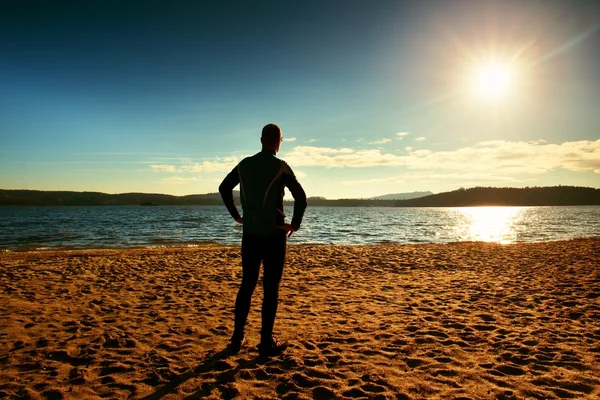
[218, 184, 231, 203]
[218, 180, 228, 195]
[296, 190, 307, 209]
[299, 199, 308, 211]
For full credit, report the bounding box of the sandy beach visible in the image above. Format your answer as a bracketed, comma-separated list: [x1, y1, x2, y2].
[1, 239, 599, 399]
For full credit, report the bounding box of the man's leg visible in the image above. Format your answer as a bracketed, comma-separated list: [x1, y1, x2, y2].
[232, 232, 262, 341]
[260, 231, 286, 346]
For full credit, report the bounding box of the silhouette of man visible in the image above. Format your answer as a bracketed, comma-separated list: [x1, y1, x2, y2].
[219, 123, 307, 357]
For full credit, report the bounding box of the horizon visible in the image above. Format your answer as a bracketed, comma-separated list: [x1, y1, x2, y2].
[2, 184, 598, 202]
[1, 1, 599, 199]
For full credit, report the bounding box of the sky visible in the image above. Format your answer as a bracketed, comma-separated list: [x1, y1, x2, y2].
[1, 0, 599, 199]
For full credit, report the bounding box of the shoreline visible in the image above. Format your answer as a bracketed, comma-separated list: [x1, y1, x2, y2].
[2, 235, 599, 253]
[1, 239, 599, 399]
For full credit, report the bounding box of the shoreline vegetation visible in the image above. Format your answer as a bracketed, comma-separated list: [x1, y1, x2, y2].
[1, 185, 599, 207]
[1, 239, 599, 398]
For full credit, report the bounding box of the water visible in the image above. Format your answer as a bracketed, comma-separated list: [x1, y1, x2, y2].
[0, 205, 598, 250]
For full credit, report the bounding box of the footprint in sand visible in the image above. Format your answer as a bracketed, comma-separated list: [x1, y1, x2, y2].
[492, 364, 526, 376]
[47, 350, 92, 367]
[405, 358, 426, 369]
[275, 381, 301, 397]
[302, 355, 324, 367]
[529, 377, 595, 396]
[305, 368, 334, 380]
[300, 340, 317, 350]
[341, 387, 369, 398]
[312, 386, 336, 398]
[292, 372, 320, 388]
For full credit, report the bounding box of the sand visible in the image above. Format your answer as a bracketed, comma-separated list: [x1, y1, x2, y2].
[1, 239, 599, 399]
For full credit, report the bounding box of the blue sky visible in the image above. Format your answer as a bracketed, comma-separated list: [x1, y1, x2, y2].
[1, 0, 599, 199]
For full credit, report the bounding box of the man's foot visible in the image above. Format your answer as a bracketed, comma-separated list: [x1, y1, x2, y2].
[258, 336, 288, 357]
[228, 336, 246, 353]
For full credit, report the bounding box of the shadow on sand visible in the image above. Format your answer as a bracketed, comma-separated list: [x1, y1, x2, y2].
[139, 346, 268, 399]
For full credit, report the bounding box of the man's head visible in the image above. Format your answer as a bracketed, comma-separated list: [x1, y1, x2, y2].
[261, 123, 283, 153]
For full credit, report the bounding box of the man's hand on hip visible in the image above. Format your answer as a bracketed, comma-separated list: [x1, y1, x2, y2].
[276, 223, 298, 237]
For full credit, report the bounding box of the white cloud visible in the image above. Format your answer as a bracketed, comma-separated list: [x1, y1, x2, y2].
[181, 157, 239, 173]
[282, 140, 600, 176]
[150, 164, 178, 172]
[396, 132, 410, 139]
[283, 137, 297, 142]
[284, 146, 399, 168]
[149, 139, 600, 181]
[293, 170, 307, 178]
[341, 171, 529, 186]
[149, 156, 240, 174]
[415, 137, 426, 142]
[369, 138, 392, 144]
[160, 176, 200, 184]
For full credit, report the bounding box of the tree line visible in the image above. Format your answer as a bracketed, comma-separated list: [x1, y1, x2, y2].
[0, 186, 598, 207]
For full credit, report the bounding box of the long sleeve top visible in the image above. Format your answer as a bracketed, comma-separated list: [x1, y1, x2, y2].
[219, 149, 307, 236]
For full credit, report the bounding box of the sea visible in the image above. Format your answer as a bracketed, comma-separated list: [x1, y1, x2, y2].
[0, 205, 599, 250]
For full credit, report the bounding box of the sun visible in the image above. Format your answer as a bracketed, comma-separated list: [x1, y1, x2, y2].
[473, 62, 514, 100]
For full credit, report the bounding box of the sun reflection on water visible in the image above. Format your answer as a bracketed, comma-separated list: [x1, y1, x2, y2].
[454, 207, 525, 244]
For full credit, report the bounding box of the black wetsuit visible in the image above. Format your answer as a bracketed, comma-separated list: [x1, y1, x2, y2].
[219, 148, 306, 343]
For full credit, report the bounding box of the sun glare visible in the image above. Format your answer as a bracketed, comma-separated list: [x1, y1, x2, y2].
[473, 62, 514, 100]
[455, 207, 524, 243]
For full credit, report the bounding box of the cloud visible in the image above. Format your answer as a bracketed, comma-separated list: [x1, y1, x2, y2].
[283, 146, 399, 168]
[369, 138, 392, 144]
[149, 156, 240, 174]
[180, 157, 239, 173]
[396, 132, 410, 139]
[293, 170, 308, 178]
[341, 171, 529, 186]
[160, 176, 200, 184]
[283, 137, 297, 142]
[282, 139, 600, 176]
[150, 164, 178, 172]
[182, 156, 240, 173]
[415, 137, 426, 142]
[148, 140, 600, 181]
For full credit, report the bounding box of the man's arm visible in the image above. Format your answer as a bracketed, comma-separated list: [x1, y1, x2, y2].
[281, 163, 307, 230]
[219, 166, 242, 222]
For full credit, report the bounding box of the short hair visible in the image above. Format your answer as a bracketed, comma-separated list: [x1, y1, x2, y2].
[261, 123, 282, 145]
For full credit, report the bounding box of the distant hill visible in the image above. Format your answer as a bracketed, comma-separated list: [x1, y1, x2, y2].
[0, 190, 240, 206]
[0, 186, 598, 207]
[303, 186, 599, 207]
[393, 186, 600, 207]
[371, 191, 433, 200]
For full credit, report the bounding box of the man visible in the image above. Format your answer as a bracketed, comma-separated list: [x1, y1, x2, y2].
[219, 123, 307, 357]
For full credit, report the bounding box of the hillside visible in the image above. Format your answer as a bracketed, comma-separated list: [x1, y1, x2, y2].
[0, 186, 598, 207]
[370, 191, 433, 200]
[0, 190, 240, 206]
[394, 186, 600, 207]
